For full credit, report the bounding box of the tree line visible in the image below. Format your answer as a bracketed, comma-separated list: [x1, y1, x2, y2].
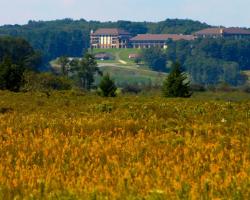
[0, 36, 192, 98]
[0, 37, 42, 91]
[0, 18, 209, 65]
[141, 38, 250, 86]
[0, 36, 118, 96]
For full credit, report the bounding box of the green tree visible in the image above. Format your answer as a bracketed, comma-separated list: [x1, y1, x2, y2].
[75, 53, 101, 90]
[162, 62, 192, 98]
[99, 73, 117, 97]
[0, 57, 24, 92]
[141, 47, 167, 72]
[0, 36, 42, 71]
[58, 56, 70, 76]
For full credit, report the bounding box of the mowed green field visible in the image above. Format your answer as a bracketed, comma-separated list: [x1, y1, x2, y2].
[93, 48, 166, 86]
[0, 91, 249, 199]
[96, 65, 166, 86]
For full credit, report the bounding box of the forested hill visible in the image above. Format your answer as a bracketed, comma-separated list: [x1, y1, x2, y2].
[0, 18, 210, 63]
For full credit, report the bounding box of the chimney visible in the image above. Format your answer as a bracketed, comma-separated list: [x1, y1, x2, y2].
[220, 27, 224, 35]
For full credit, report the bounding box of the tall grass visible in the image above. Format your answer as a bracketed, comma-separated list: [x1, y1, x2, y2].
[0, 91, 249, 199]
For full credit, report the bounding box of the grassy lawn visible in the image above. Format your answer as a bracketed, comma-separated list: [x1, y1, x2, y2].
[97, 65, 166, 86]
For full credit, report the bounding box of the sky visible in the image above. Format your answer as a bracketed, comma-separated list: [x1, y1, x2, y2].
[0, 0, 249, 27]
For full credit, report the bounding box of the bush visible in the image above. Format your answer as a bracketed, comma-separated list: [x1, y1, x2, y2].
[0, 107, 13, 114]
[216, 83, 236, 92]
[190, 84, 206, 92]
[206, 85, 216, 92]
[122, 84, 142, 94]
[98, 74, 117, 97]
[240, 85, 250, 93]
[22, 72, 73, 91]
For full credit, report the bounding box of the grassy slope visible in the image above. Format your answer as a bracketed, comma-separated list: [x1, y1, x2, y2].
[97, 65, 166, 86]
[92, 48, 167, 85]
[51, 49, 167, 86]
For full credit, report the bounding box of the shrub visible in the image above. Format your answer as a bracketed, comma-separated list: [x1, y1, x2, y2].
[190, 84, 206, 92]
[98, 73, 117, 97]
[22, 72, 73, 91]
[162, 62, 192, 98]
[0, 107, 13, 114]
[122, 84, 142, 94]
[216, 83, 236, 92]
[240, 85, 250, 93]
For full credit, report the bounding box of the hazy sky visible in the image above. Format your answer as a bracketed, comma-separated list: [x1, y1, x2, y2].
[0, 0, 249, 27]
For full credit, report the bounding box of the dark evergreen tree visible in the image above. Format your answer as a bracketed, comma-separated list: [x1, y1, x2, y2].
[0, 57, 24, 92]
[0, 36, 42, 71]
[162, 62, 192, 98]
[99, 73, 117, 97]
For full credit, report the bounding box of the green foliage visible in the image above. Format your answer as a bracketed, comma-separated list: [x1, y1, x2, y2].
[0, 36, 41, 71]
[98, 73, 117, 97]
[73, 53, 101, 90]
[147, 19, 210, 34]
[0, 37, 42, 92]
[122, 84, 142, 94]
[0, 19, 89, 64]
[58, 56, 70, 76]
[141, 47, 167, 72]
[166, 39, 248, 86]
[117, 20, 148, 36]
[162, 62, 192, 98]
[23, 71, 72, 92]
[0, 57, 24, 92]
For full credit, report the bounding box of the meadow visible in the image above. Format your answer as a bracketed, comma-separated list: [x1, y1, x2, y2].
[0, 91, 249, 199]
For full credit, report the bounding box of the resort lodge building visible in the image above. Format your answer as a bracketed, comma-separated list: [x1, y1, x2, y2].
[130, 34, 195, 49]
[195, 28, 250, 38]
[90, 28, 131, 49]
[90, 27, 250, 49]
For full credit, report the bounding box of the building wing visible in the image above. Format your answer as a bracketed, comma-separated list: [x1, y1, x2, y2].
[195, 27, 250, 37]
[130, 34, 195, 41]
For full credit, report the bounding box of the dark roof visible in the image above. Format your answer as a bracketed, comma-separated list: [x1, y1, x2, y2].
[195, 28, 250, 35]
[92, 28, 131, 36]
[130, 34, 195, 41]
[224, 28, 250, 35]
[195, 28, 223, 35]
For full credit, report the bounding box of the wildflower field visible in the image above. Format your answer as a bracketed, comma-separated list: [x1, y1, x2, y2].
[0, 91, 249, 199]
